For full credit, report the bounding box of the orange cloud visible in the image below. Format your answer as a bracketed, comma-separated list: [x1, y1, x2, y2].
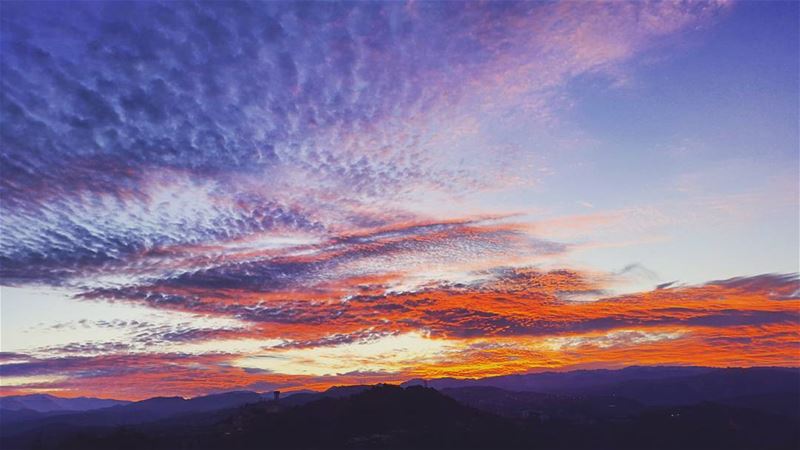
[4, 272, 797, 399]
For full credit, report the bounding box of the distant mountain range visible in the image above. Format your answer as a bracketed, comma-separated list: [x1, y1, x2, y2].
[405, 365, 757, 393]
[0, 394, 129, 413]
[1, 366, 798, 449]
[405, 366, 800, 407]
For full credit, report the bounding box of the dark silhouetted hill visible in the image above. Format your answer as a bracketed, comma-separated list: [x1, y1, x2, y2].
[268, 384, 372, 408]
[441, 385, 646, 419]
[2, 385, 525, 450]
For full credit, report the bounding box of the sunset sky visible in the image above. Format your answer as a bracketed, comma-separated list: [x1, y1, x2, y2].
[1, 1, 798, 400]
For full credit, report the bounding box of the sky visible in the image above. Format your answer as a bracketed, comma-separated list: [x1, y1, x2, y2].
[0, 0, 798, 400]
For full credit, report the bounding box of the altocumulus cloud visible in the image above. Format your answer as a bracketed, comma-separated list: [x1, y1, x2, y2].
[1, 1, 730, 290]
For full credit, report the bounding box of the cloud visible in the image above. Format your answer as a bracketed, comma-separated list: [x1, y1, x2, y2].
[75, 269, 800, 345]
[72, 217, 562, 312]
[0, 352, 31, 363]
[38, 342, 133, 355]
[708, 274, 800, 300]
[274, 329, 398, 350]
[544, 329, 686, 351]
[1, 1, 730, 289]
